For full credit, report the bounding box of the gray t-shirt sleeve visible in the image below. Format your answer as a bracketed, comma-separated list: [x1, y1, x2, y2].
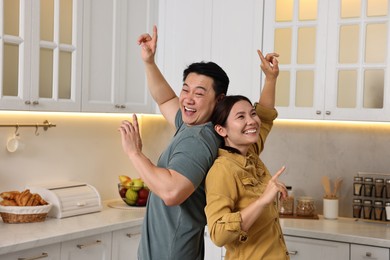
[167, 135, 213, 187]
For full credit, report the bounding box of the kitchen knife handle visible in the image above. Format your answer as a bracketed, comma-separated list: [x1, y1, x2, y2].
[288, 250, 298, 255]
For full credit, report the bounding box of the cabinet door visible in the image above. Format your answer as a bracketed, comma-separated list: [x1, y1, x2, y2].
[351, 244, 390, 260]
[157, 0, 262, 106]
[284, 235, 349, 260]
[81, 0, 154, 113]
[111, 226, 142, 260]
[0, 0, 83, 111]
[204, 229, 222, 260]
[60, 233, 112, 260]
[263, 0, 390, 121]
[0, 243, 61, 260]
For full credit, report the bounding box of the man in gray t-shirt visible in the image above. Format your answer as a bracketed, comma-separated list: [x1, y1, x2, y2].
[119, 26, 229, 260]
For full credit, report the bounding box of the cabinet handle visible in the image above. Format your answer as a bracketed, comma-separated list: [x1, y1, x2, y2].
[114, 104, 126, 109]
[126, 232, 141, 238]
[366, 252, 372, 257]
[288, 250, 298, 255]
[18, 252, 48, 260]
[25, 100, 31, 105]
[32, 100, 39, 105]
[76, 240, 102, 249]
[120, 105, 126, 109]
[325, 110, 331, 115]
[316, 110, 321, 115]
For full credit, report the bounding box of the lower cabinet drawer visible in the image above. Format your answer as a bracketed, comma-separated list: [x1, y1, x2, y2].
[351, 244, 390, 260]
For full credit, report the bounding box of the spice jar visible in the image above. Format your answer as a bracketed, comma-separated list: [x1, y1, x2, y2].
[374, 178, 385, 198]
[363, 177, 374, 197]
[296, 197, 315, 217]
[279, 186, 294, 215]
[363, 200, 373, 219]
[352, 199, 362, 218]
[353, 176, 363, 196]
[373, 200, 384, 220]
[385, 201, 390, 221]
[386, 179, 390, 198]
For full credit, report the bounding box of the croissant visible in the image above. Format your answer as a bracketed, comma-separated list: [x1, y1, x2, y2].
[0, 199, 18, 206]
[0, 189, 48, 206]
[0, 191, 20, 200]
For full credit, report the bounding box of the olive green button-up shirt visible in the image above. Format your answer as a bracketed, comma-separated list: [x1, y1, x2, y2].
[205, 105, 289, 260]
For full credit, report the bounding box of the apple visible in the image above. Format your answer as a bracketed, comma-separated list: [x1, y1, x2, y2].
[138, 188, 149, 199]
[126, 189, 138, 202]
[119, 187, 127, 198]
[125, 198, 137, 206]
[136, 198, 147, 206]
[131, 179, 144, 191]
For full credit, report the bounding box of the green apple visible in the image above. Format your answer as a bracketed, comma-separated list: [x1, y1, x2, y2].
[125, 198, 137, 205]
[131, 179, 144, 191]
[126, 189, 138, 202]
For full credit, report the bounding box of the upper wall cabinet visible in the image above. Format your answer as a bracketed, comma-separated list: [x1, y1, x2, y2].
[81, 0, 155, 113]
[0, 0, 83, 111]
[157, 0, 263, 104]
[263, 0, 390, 121]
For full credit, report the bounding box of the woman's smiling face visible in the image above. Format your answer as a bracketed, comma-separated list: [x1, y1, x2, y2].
[217, 100, 260, 155]
[179, 73, 218, 126]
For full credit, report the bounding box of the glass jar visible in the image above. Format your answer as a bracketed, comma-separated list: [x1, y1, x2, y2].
[279, 186, 294, 215]
[353, 176, 363, 196]
[386, 179, 390, 198]
[296, 197, 315, 217]
[373, 200, 384, 220]
[363, 199, 373, 219]
[363, 177, 374, 197]
[352, 199, 362, 218]
[374, 178, 384, 198]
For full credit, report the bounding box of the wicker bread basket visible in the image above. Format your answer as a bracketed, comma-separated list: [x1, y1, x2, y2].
[0, 204, 52, 223]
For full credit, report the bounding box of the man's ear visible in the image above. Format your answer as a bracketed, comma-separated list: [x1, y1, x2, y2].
[214, 125, 226, 137]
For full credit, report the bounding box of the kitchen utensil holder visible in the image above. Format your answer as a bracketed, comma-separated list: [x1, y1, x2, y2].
[353, 172, 390, 222]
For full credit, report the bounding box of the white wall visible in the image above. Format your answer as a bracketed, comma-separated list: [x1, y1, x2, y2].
[2, 111, 390, 218]
[0, 112, 175, 201]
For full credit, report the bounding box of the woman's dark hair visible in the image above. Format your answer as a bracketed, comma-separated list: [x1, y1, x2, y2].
[183, 62, 229, 98]
[211, 95, 253, 127]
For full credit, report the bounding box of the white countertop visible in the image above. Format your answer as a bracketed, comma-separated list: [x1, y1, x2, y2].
[280, 216, 390, 248]
[0, 200, 146, 255]
[1, 201, 389, 255]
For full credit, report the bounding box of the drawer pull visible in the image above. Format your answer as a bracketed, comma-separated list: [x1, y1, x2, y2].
[77, 240, 102, 249]
[126, 232, 141, 238]
[366, 252, 372, 257]
[18, 252, 48, 260]
[289, 250, 298, 255]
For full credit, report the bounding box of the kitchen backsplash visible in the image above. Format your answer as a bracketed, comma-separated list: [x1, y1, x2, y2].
[1, 112, 390, 218]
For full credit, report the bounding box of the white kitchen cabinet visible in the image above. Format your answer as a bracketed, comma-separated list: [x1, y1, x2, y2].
[0, 0, 83, 112]
[111, 226, 141, 260]
[81, 0, 156, 113]
[204, 228, 223, 260]
[60, 232, 112, 260]
[157, 0, 263, 105]
[351, 244, 390, 260]
[284, 235, 349, 259]
[263, 0, 390, 121]
[0, 243, 61, 260]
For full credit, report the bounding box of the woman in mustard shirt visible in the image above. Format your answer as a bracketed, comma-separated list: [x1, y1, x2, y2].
[205, 50, 290, 260]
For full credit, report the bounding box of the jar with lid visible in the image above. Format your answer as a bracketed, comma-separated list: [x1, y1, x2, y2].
[352, 199, 362, 218]
[363, 177, 374, 197]
[353, 176, 363, 196]
[373, 200, 384, 220]
[363, 200, 373, 219]
[279, 186, 294, 215]
[296, 197, 315, 217]
[386, 179, 390, 198]
[385, 201, 390, 221]
[374, 178, 385, 198]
